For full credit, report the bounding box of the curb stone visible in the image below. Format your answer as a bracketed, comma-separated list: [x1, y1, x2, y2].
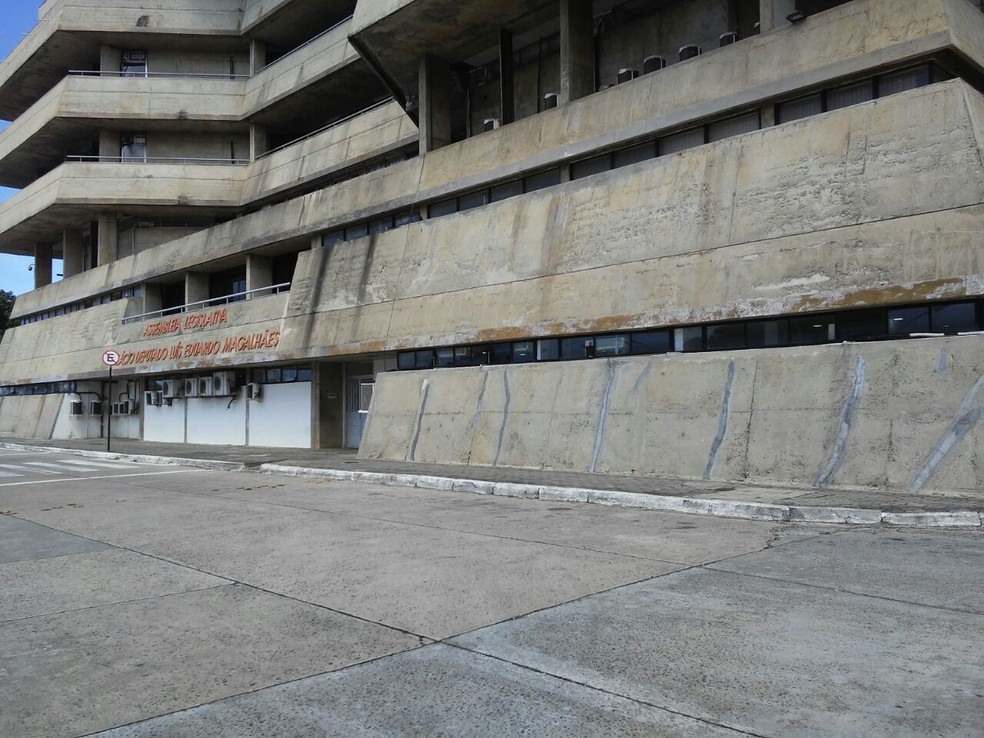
[257, 464, 983, 528]
[1, 443, 980, 528]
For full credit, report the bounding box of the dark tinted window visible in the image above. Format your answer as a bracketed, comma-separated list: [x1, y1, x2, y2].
[631, 330, 671, 355]
[706, 323, 746, 350]
[888, 307, 930, 335]
[931, 303, 976, 333]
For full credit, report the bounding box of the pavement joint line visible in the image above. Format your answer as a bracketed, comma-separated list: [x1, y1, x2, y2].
[0, 469, 201, 488]
[700, 564, 984, 617]
[440, 641, 771, 738]
[1, 443, 981, 528]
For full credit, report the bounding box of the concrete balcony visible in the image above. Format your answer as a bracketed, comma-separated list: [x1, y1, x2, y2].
[1, 0, 246, 119]
[243, 100, 418, 204]
[0, 75, 247, 189]
[244, 17, 385, 132]
[0, 161, 246, 257]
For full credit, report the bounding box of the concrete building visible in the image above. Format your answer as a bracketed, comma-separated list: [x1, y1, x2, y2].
[0, 0, 982, 495]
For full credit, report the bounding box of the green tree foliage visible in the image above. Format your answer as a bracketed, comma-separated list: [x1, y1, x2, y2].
[0, 289, 14, 341]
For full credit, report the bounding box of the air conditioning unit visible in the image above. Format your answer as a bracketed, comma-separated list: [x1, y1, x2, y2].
[213, 371, 235, 397]
[483, 118, 501, 132]
[69, 401, 84, 417]
[111, 402, 121, 416]
[89, 400, 103, 416]
[719, 31, 738, 47]
[199, 376, 214, 397]
[184, 377, 200, 398]
[616, 68, 638, 84]
[643, 55, 666, 74]
[144, 390, 161, 408]
[246, 382, 262, 400]
[161, 379, 182, 399]
[679, 44, 702, 61]
[118, 400, 132, 416]
[542, 92, 558, 110]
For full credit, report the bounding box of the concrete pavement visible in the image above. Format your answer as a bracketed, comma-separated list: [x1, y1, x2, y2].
[0, 453, 980, 736]
[1, 437, 982, 526]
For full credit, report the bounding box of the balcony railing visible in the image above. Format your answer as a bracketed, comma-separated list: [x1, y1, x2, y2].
[68, 70, 250, 80]
[122, 282, 290, 325]
[257, 97, 395, 159]
[255, 15, 354, 74]
[66, 155, 250, 165]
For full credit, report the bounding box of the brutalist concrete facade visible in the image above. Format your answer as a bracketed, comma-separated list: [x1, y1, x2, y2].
[0, 0, 981, 494]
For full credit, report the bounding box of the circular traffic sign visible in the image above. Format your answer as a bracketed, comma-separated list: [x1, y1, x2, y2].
[102, 350, 121, 367]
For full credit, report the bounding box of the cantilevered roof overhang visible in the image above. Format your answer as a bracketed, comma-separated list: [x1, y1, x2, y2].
[349, 0, 558, 106]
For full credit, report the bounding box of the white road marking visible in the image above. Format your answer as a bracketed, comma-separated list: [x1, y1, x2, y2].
[46, 459, 142, 470]
[0, 469, 200, 488]
[0, 463, 62, 475]
[0, 470, 22, 478]
[24, 462, 101, 473]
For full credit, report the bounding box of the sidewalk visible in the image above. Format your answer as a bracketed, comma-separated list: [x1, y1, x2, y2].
[2, 437, 982, 527]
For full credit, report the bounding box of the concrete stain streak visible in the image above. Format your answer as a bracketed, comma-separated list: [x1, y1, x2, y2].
[936, 349, 951, 377]
[467, 371, 490, 431]
[907, 376, 984, 493]
[703, 359, 736, 480]
[407, 378, 431, 462]
[813, 355, 867, 488]
[631, 362, 652, 393]
[493, 370, 512, 467]
[590, 361, 620, 474]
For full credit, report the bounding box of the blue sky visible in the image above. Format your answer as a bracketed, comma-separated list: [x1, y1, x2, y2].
[1, 1, 59, 295]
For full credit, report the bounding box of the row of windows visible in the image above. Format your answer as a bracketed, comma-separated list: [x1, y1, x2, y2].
[17, 288, 142, 325]
[0, 381, 76, 397]
[397, 300, 984, 370]
[254, 366, 313, 384]
[321, 63, 936, 250]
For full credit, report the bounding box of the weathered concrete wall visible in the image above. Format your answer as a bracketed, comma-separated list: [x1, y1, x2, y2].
[0, 395, 64, 439]
[361, 337, 984, 496]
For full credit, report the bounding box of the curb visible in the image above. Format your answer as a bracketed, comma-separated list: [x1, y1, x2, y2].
[258, 464, 984, 528]
[2, 443, 980, 528]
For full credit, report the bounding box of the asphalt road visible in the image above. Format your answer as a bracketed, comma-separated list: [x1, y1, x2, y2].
[0, 449, 981, 737]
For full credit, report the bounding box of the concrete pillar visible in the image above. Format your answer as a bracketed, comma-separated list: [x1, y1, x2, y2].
[560, 0, 595, 105]
[185, 272, 209, 307]
[311, 363, 345, 448]
[499, 30, 515, 125]
[250, 40, 266, 75]
[99, 45, 119, 73]
[311, 235, 321, 250]
[250, 124, 268, 161]
[246, 254, 272, 297]
[99, 130, 118, 160]
[96, 213, 118, 266]
[142, 283, 163, 315]
[760, 0, 796, 31]
[33, 243, 53, 289]
[419, 55, 452, 153]
[62, 229, 84, 277]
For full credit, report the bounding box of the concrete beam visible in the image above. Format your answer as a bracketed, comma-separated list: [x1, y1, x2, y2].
[246, 254, 272, 296]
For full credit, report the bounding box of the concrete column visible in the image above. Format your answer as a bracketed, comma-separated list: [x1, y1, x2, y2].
[96, 213, 118, 266]
[250, 124, 268, 161]
[760, 0, 796, 31]
[142, 283, 163, 315]
[99, 45, 119, 73]
[62, 229, 84, 277]
[560, 0, 595, 105]
[33, 243, 53, 289]
[185, 272, 209, 306]
[419, 54, 452, 153]
[246, 254, 273, 298]
[499, 30, 515, 125]
[250, 40, 266, 75]
[311, 363, 345, 448]
[311, 235, 321, 250]
[99, 130, 118, 160]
